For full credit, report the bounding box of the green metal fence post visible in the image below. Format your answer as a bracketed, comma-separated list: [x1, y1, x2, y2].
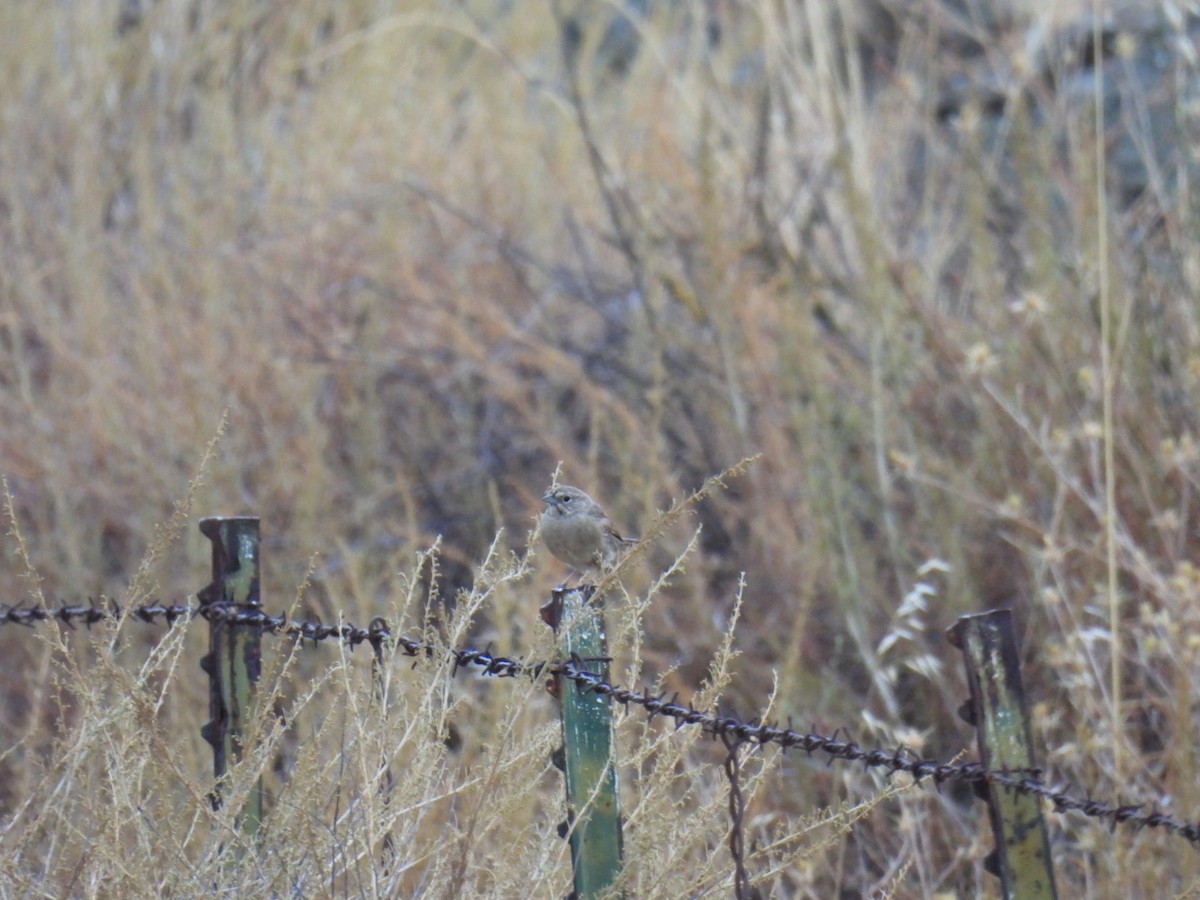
[542, 586, 624, 898]
[948, 608, 1057, 900]
[198, 515, 264, 839]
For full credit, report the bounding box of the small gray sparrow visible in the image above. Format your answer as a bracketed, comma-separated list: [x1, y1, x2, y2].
[540, 485, 636, 582]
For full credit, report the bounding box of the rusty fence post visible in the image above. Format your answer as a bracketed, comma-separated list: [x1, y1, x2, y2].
[542, 587, 624, 898]
[948, 608, 1057, 900]
[198, 515, 264, 840]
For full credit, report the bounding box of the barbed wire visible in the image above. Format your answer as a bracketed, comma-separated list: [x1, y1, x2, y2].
[0, 598, 543, 675]
[553, 657, 1200, 847]
[3, 598, 1199, 850]
[0, 600, 196, 629]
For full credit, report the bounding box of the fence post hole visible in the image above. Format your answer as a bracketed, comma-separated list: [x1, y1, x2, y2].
[198, 515, 264, 840]
[947, 608, 1057, 900]
[542, 586, 624, 898]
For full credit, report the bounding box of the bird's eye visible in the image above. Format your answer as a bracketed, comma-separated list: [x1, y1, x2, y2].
[559, 493, 571, 503]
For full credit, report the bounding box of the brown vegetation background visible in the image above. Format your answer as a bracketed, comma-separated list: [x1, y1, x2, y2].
[1, 0, 1199, 895]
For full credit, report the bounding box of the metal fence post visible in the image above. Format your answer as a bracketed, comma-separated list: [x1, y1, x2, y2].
[948, 608, 1057, 900]
[198, 515, 264, 839]
[542, 587, 624, 898]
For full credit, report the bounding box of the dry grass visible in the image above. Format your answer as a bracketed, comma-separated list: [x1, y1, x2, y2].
[2, 0, 1199, 895]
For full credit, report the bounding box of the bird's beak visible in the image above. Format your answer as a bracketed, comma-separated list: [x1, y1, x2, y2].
[542, 490, 555, 504]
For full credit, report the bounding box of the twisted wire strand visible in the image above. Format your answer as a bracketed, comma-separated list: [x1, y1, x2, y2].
[3, 599, 1197, 846]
